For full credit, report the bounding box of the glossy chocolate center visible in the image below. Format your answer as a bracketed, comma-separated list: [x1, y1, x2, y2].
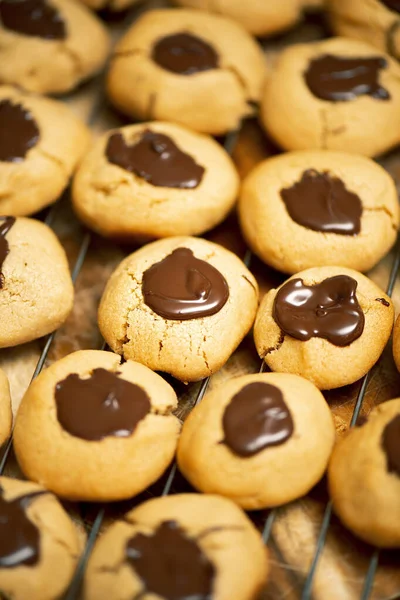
[305, 54, 390, 101]
[280, 169, 362, 235]
[152, 32, 219, 75]
[0, 0, 66, 40]
[142, 247, 229, 320]
[381, 0, 400, 12]
[382, 414, 400, 476]
[273, 275, 365, 347]
[222, 382, 294, 457]
[55, 368, 151, 441]
[106, 130, 204, 189]
[0, 100, 40, 163]
[126, 520, 215, 600]
[0, 216, 15, 289]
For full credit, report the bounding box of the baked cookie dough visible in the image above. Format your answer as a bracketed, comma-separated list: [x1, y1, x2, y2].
[73, 122, 239, 240]
[254, 266, 394, 389]
[329, 398, 400, 547]
[14, 350, 181, 501]
[0, 476, 81, 600]
[0, 368, 11, 447]
[239, 150, 399, 274]
[0, 85, 90, 216]
[98, 237, 258, 382]
[0, 0, 110, 94]
[261, 37, 400, 157]
[177, 373, 335, 509]
[106, 8, 267, 135]
[84, 494, 268, 600]
[0, 216, 73, 348]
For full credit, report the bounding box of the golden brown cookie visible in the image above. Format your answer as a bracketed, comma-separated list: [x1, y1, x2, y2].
[98, 237, 258, 382]
[177, 373, 335, 509]
[78, 0, 141, 11]
[14, 350, 181, 501]
[0, 367, 11, 447]
[239, 150, 399, 274]
[84, 494, 269, 600]
[0, 476, 81, 600]
[72, 122, 239, 240]
[106, 8, 267, 135]
[261, 37, 400, 157]
[328, 398, 400, 547]
[0, 0, 110, 94]
[254, 266, 394, 389]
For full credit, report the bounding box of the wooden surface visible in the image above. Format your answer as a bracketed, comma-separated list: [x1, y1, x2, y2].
[1, 3, 400, 599]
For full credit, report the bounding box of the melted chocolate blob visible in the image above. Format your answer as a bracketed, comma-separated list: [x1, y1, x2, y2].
[0, 100, 40, 163]
[222, 382, 294, 457]
[142, 247, 229, 320]
[126, 520, 215, 600]
[152, 32, 219, 75]
[0, 0, 66, 40]
[0, 216, 15, 289]
[55, 368, 151, 441]
[273, 275, 365, 347]
[281, 169, 362, 235]
[381, 0, 400, 12]
[382, 414, 400, 476]
[0, 485, 45, 568]
[106, 130, 204, 189]
[376, 297, 390, 307]
[305, 54, 390, 101]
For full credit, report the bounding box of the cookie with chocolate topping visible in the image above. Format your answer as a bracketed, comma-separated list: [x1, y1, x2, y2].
[98, 237, 258, 382]
[85, 494, 269, 600]
[254, 266, 394, 389]
[239, 150, 399, 274]
[177, 373, 335, 509]
[0, 368, 11, 447]
[73, 122, 239, 240]
[14, 350, 181, 501]
[0, 0, 110, 94]
[261, 37, 400, 157]
[106, 8, 266, 134]
[328, 398, 400, 547]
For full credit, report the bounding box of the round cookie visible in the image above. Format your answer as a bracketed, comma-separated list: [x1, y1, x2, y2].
[0, 216, 73, 348]
[0, 368, 12, 447]
[0, 0, 110, 95]
[98, 237, 259, 382]
[261, 37, 400, 157]
[0, 85, 90, 216]
[393, 313, 400, 371]
[0, 476, 81, 600]
[72, 122, 239, 240]
[14, 350, 181, 501]
[106, 8, 267, 135]
[177, 373, 335, 509]
[254, 266, 394, 390]
[328, 398, 400, 547]
[239, 150, 399, 274]
[84, 494, 269, 600]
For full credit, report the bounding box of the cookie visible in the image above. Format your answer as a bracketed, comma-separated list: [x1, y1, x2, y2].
[177, 373, 335, 509]
[393, 313, 400, 371]
[72, 122, 239, 240]
[239, 150, 399, 274]
[254, 266, 394, 390]
[0, 85, 90, 216]
[0, 476, 81, 600]
[0, 0, 110, 94]
[98, 237, 258, 382]
[261, 37, 400, 157]
[0, 216, 73, 348]
[14, 350, 181, 501]
[84, 494, 268, 600]
[0, 368, 12, 447]
[328, 398, 400, 547]
[106, 8, 267, 135]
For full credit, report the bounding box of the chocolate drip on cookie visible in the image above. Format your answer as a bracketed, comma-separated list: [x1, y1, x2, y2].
[142, 247, 229, 320]
[280, 170, 362, 235]
[152, 32, 219, 75]
[222, 382, 294, 457]
[304, 54, 390, 101]
[106, 130, 204, 189]
[381, 0, 400, 13]
[55, 368, 151, 441]
[381, 414, 400, 476]
[0, 0, 66, 40]
[0, 100, 40, 162]
[126, 520, 215, 600]
[0, 216, 15, 289]
[273, 275, 365, 346]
